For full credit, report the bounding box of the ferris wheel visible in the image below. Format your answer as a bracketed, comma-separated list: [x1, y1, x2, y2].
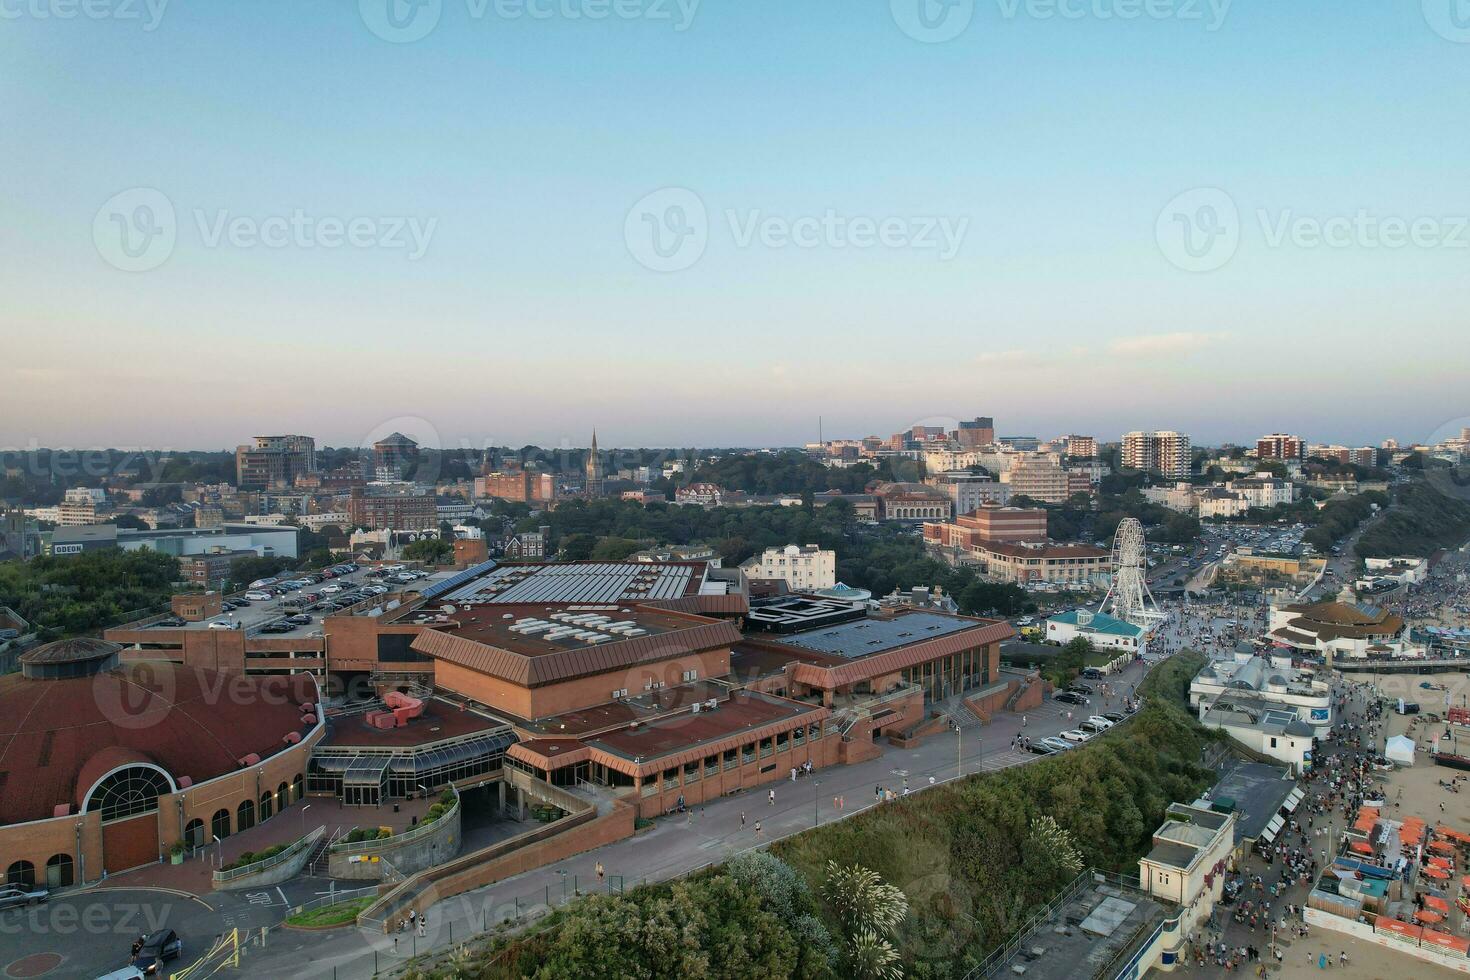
[1100, 518, 1164, 631]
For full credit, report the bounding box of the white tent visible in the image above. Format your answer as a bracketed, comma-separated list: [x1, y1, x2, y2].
[1385, 735, 1415, 766]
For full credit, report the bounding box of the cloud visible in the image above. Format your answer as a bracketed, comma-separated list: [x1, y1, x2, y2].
[1106, 332, 1228, 357]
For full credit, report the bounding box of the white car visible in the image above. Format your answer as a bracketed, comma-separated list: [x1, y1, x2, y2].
[248, 579, 274, 589]
[1086, 716, 1114, 730]
[321, 584, 343, 594]
[1060, 729, 1090, 743]
[244, 590, 272, 601]
[206, 620, 239, 630]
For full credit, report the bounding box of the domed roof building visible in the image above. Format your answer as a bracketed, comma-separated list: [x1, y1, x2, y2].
[0, 640, 322, 885]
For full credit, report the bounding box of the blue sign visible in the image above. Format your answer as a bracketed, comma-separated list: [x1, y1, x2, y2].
[1310, 708, 1330, 722]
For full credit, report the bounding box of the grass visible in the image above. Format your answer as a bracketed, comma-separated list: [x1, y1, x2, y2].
[285, 896, 374, 928]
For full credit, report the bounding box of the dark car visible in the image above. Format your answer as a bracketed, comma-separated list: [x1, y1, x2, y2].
[1080, 668, 1106, 680]
[287, 614, 312, 626]
[1054, 691, 1089, 706]
[258, 623, 293, 634]
[1101, 712, 1125, 723]
[1068, 683, 1095, 695]
[1026, 741, 1057, 755]
[133, 929, 182, 974]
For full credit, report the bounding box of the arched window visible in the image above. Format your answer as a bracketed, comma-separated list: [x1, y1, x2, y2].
[276, 782, 289, 810]
[291, 773, 304, 802]
[84, 766, 173, 822]
[184, 818, 206, 848]
[44, 854, 73, 888]
[236, 799, 255, 833]
[6, 861, 35, 887]
[211, 808, 231, 841]
[258, 791, 273, 821]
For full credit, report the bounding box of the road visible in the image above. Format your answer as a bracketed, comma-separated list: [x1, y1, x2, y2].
[236, 657, 1168, 979]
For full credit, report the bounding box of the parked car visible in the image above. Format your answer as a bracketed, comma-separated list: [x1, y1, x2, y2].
[1068, 683, 1095, 695]
[1054, 691, 1090, 706]
[1026, 741, 1058, 755]
[133, 929, 182, 975]
[1060, 729, 1090, 743]
[1101, 712, 1126, 723]
[206, 620, 239, 630]
[244, 591, 272, 601]
[287, 614, 312, 626]
[1081, 668, 1106, 680]
[95, 967, 145, 980]
[1086, 715, 1114, 730]
[1080, 719, 1110, 735]
[1039, 737, 1073, 752]
[0, 883, 49, 910]
[321, 584, 343, 594]
[258, 623, 294, 634]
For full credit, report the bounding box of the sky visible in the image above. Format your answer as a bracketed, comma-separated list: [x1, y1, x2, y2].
[2, 0, 1468, 452]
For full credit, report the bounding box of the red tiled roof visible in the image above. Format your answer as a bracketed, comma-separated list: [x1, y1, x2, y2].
[0, 665, 316, 826]
[791, 619, 1013, 689]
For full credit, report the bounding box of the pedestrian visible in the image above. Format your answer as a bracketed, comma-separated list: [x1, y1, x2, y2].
[1022, 714, 1027, 728]
[596, 860, 605, 885]
[790, 767, 797, 782]
[740, 811, 746, 829]
[754, 819, 762, 836]
[769, 788, 775, 805]
[417, 918, 426, 938]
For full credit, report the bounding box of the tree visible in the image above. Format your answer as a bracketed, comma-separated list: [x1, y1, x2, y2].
[229, 555, 291, 586]
[403, 538, 453, 564]
[111, 513, 148, 530]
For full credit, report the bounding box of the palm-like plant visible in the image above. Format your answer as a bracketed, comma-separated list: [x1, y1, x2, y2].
[821, 861, 910, 937]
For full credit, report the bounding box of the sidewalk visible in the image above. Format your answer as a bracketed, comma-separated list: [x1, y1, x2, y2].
[94, 796, 435, 896]
[239, 657, 1157, 978]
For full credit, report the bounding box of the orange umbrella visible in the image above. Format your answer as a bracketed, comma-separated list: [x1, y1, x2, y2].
[1430, 856, 1454, 869]
[1424, 866, 1450, 881]
[1431, 840, 1456, 854]
[1426, 895, 1451, 914]
[1349, 841, 1375, 856]
[1415, 909, 1445, 925]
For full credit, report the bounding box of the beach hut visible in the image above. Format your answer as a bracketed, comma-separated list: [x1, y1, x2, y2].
[1386, 735, 1416, 766]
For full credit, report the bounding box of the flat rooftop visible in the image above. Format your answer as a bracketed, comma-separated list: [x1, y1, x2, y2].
[437, 561, 711, 605]
[588, 690, 822, 762]
[778, 611, 983, 660]
[983, 880, 1172, 980]
[520, 680, 730, 738]
[322, 697, 512, 748]
[1204, 760, 1300, 844]
[426, 603, 702, 657]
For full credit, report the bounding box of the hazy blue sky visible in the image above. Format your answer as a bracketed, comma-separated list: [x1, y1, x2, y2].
[3, 0, 1468, 451]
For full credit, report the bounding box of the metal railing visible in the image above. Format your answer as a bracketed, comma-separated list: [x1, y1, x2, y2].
[328, 791, 459, 855]
[212, 825, 324, 884]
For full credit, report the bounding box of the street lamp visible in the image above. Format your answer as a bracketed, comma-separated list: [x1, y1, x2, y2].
[955, 723, 963, 780]
[212, 835, 222, 868]
[300, 803, 312, 836]
[813, 779, 821, 828]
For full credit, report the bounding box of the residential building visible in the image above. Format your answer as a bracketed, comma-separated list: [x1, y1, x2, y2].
[675, 483, 726, 507]
[372, 432, 419, 478]
[1122, 431, 1192, 478]
[1064, 434, 1097, 458]
[954, 416, 995, 447]
[1256, 433, 1305, 461]
[1197, 489, 1250, 519]
[194, 504, 225, 529]
[1141, 483, 1200, 514]
[925, 471, 1011, 515]
[347, 487, 438, 532]
[236, 435, 316, 489]
[741, 544, 836, 591]
[1226, 476, 1295, 509]
[1001, 454, 1081, 504]
[177, 549, 257, 587]
[504, 527, 549, 558]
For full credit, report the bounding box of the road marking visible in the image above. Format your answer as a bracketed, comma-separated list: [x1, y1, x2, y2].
[276, 886, 288, 906]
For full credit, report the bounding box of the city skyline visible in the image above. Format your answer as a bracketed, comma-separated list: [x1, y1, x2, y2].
[4, 3, 1468, 448]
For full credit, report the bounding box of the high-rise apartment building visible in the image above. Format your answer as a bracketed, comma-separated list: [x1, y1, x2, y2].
[1122, 431, 1191, 478]
[235, 435, 316, 489]
[1256, 433, 1305, 461]
[1064, 435, 1097, 458]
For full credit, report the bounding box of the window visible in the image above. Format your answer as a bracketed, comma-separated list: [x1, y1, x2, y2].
[259, 791, 273, 821]
[6, 861, 35, 888]
[237, 799, 256, 832]
[611, 688, 628, 699]
[681, 670, 697, 683]
[85, 765, 172, 822]
[211, 808, 231, 840]
[44, 854, 73, 888]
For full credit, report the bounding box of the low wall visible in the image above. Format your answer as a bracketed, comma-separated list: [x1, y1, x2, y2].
[1305, 906, 1470, 973]
[213, 827, 323, 892]
[327, 801, 462, 880]
[360, 802, 634, 931]
[965, 681, 1017, 724]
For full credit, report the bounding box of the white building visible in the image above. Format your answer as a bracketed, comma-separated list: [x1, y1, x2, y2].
[1138, 803, 1236, 956]
[1361, 556, 1429, 586]
[1123, 431, 1192, 478]
[740, 544, 836, 591]
[1226, 477, 1295, 509]
[926, 471, 1012, 515]
[1198, 697, 1315, 774]
[1266, 600, 1411, 661]
[1189, 652, 1333, 737]
[1045, 608, 1148, 659]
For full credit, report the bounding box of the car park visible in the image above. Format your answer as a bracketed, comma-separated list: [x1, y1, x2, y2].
[0, 883, 49, 909]
[133, 929, 183, 975]
[1060, 729, 1090, 743]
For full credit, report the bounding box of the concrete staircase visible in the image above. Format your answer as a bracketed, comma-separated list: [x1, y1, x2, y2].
[306, 827, 344, 877]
